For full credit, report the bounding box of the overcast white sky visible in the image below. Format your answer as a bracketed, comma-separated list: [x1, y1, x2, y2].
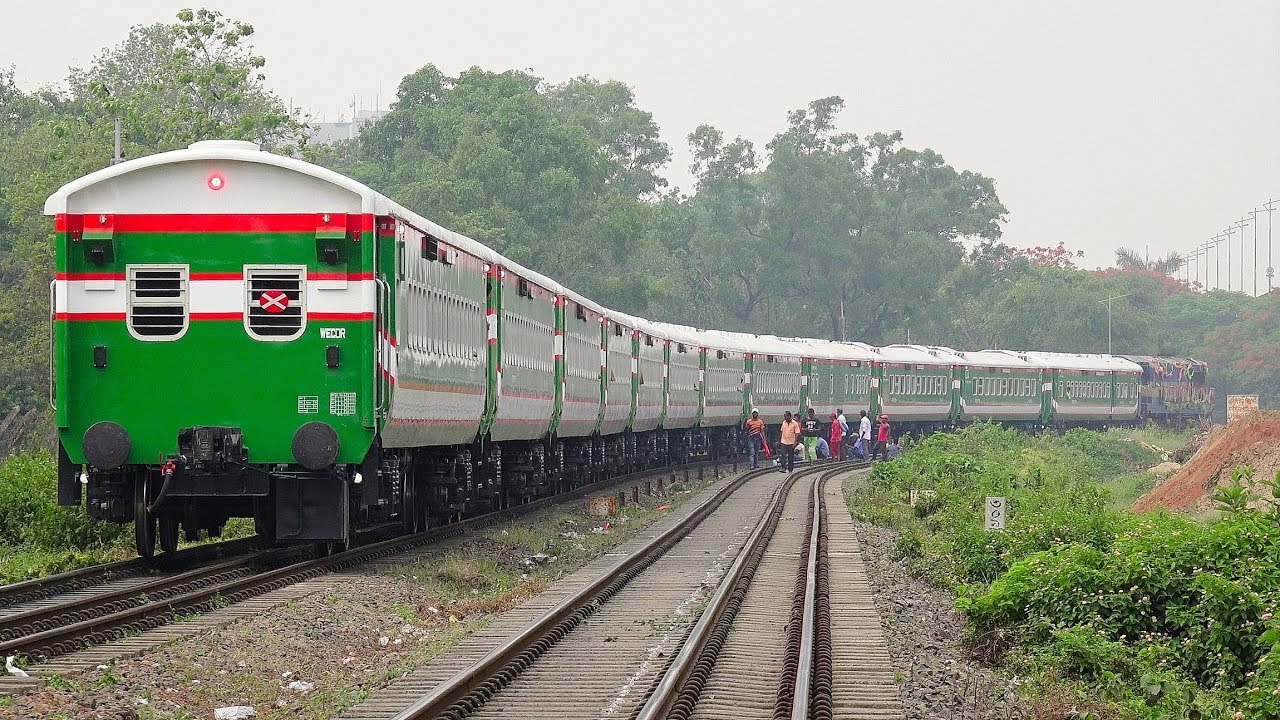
[4, 1, 1277, 284]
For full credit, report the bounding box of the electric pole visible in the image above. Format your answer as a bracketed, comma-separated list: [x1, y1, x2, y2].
[1098, 293, 1131, 355]
[1266, 200, 1277, 294]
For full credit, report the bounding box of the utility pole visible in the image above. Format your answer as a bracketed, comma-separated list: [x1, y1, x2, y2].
[1249, 209, 1261, 296]
[1265, 200, 1277, 294]
[1213, 233, 1225, 291]
[1225, 226, 1234, 292]
[1235, 217, 1251, 295]
[1098, 293, 1132, 355]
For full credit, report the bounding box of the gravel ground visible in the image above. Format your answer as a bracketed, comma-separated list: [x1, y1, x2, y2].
[1, 469, 724, 720]
[850, 520, 1027, 719]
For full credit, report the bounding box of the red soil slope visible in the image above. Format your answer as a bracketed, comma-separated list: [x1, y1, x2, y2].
[1133, 411, 1280, 513]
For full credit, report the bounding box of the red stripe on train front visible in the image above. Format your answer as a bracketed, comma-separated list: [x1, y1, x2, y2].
[55, 272, 124, 281]
[55, 312, 127, 321]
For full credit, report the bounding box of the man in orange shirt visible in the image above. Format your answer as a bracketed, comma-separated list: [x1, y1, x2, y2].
[744, 408, 765, 469]
[778, 411, 802, 473]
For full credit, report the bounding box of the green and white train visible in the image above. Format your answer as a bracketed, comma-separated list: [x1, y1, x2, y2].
[47, 141, 1161, 557]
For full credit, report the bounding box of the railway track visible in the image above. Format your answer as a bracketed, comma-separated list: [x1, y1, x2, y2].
[365, 460, 871, 720]
[0, 458, 730, 681]
[638, 463, 849, 720]
[0, 536, 260, 615]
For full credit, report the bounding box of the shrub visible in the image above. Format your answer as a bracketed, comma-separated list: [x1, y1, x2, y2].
[0, 452, 127, 550]
[850, 423, 1280, 714]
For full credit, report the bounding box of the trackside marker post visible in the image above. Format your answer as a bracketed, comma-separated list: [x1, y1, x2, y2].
[985, 496, 1006, 532]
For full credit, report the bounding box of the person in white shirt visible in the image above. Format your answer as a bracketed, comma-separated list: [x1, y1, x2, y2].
[836, 409, 849, 436]
[858, 410, 872, 448]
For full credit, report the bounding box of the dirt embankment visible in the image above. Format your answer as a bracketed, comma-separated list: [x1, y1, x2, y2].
[1134, 411, 1280, 513]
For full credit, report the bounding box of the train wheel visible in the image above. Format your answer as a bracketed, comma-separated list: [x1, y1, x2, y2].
[134, 474, 156, 559]
[159, 517, 180, 554]
[401, 466, 421, 534]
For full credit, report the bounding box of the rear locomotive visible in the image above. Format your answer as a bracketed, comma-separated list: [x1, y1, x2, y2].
[1119, 355, 1214, 425]
[48, 140, 392, 556]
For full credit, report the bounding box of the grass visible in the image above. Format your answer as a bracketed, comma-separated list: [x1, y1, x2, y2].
[0, 544, 133, 584]
[1107, 423, 1197, 455]
[1102, 471, 1158, 510]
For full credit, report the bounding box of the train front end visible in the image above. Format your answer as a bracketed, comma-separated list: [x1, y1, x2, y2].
[47, 141, 381, 556]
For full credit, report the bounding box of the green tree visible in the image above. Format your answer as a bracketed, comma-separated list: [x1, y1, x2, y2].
[0, 8, 307, 410]
[331, 65, 666, 310]
[69, 8, 310, 154]
[671, 97, 1006, 342]
[1114, 246, 1184, 275]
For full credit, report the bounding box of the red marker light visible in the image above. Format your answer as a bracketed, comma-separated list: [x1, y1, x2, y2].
[207, 172, 226, 191]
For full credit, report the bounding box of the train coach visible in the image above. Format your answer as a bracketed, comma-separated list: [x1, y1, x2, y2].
[46, 140, 759, 556]
[47, 141, 1158, 558]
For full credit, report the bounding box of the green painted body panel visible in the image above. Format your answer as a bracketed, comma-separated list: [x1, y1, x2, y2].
[59, 321, 373, 464]
[491, 273, 557, 442]
[382, 224, 488, 448]
[869, 364, 882, 418]
[700, 349, 744, 428]
[1047, 369, 1116, 423]
[481, 272, 501, 439]
[959, 369, 1042, 421]
[748, 354, 802, 419]
[662, 342, 700, 429]
[877, 366, 953, 422]
[551, 299, 566, 437]
[56, 226, 375, 466]
[805, 360, 873, 416]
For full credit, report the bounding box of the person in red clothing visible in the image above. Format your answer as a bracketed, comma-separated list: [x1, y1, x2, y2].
[829, 412, 843, 461]
[873, 414, 892, 461]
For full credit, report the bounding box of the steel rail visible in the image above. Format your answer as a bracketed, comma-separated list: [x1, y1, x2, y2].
[0, 536, 261, 611]
[389, 463, 780, 720]
[2, 460, 719, 663]
[790, 471, 824, 720]
[634, 461, 866, 720]
[0, 552, 290, 642]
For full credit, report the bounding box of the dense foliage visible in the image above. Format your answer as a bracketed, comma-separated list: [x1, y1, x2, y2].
[852, 424, 1280, 718]
[0, 452, 129, 581]
[0, 6, 1275, 416]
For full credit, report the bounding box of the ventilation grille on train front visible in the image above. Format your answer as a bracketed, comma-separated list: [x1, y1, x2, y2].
[127, 265, 188, 340]
[245, 266, 306, 340]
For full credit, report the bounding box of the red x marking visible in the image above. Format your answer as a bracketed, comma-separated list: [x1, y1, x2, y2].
[259, 290, 289, 314]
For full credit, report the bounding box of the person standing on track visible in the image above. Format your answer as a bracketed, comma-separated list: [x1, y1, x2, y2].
[744, 408, 765, 469]
[858, 410, 872, 459]
[836, 408, 849, 438]
[873, 413, 892, 461]
[779, 411, 801, 473]
[829, 411, 844, 461]
[801, 407, 821, 461]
